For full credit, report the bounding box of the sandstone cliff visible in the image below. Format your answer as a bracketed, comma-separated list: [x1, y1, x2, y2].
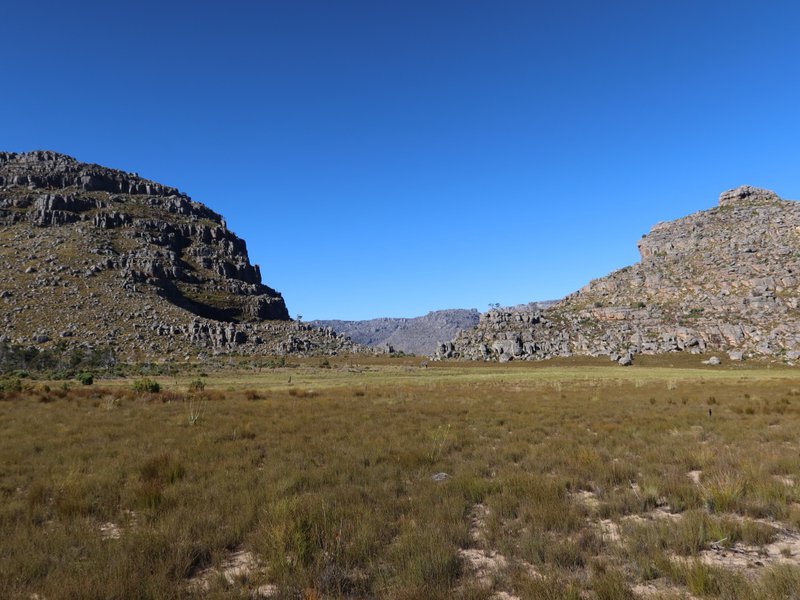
[0, 151, 356, 359]
[440, 186, 800, 362]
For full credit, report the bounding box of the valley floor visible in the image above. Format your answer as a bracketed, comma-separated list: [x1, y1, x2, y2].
[3, 357, 800, 599]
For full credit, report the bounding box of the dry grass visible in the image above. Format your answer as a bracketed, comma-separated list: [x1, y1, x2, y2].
[2, 359, 800, 598]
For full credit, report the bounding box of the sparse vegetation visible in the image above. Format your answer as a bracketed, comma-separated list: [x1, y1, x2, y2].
[0, 341, 117, 379]
[2, 359, 800, 598]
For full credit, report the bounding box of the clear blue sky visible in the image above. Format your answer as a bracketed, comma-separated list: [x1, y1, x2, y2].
[4, 1, 800, 320]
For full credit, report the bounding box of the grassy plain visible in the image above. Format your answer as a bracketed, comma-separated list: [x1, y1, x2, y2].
[2, 356, 800, 599]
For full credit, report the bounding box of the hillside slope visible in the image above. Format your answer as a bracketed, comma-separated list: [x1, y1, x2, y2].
[441, 186, 800, 361]
[0, 151, 355, 359]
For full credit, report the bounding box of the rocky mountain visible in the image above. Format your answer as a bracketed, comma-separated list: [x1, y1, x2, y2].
[311, 309, 481, 355]
[440, 186, 800, 362]
[0, 151, 356, 359]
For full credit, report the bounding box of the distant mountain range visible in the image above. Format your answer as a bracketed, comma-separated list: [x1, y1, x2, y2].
[311, 302, 558, 355]
[311, 310, 479, 355]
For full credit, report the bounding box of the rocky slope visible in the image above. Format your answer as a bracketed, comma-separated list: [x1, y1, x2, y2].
[440, 186, 800, 362]
[0, 151, 356, 359]
[311, 309, 481, 355]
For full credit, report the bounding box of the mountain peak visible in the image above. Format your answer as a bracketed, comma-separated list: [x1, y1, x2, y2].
[719, 185, 781, 207]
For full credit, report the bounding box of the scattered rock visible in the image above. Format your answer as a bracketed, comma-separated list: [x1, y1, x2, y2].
[99, 522, 121, 540]
[431, 472, 451, 482]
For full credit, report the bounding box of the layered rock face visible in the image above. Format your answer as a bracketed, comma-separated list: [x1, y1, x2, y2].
[441, 186, 800, 361]
[0, 151, 356, 358]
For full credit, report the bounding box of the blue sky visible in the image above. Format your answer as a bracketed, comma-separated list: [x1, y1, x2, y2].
[4, 1, 800, 320]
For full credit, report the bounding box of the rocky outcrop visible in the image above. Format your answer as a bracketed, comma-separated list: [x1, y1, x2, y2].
[0, 151, 183, 197]
[311, 309, 481, 355]
[718, 185, 780, 207]
[0, 151, 358, 358]
[441, 186, 800, 362]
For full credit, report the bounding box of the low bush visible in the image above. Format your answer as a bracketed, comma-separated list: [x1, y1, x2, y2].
[132, 378, 160, 394]
[76, 372, 94, 386]
[0, 377, 22, 392]
[187, 379, 205, 392]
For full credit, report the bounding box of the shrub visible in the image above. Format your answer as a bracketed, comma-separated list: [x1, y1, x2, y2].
[0, 377, 22, 393]
[76, 372, 94, 386]
[132, 378, 160, 394]
[187, 379, 205, 392]
[266, 356, 286, 368]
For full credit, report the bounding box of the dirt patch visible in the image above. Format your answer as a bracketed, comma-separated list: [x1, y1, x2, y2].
[99, 522, 121, 540]
[632, 579, 700, 599]
[468, 503, 489, 544]
[598, 518, 621, 543]
[98, 510, 138, 540]
[187, 548, 274, 596]
[600, 506, 682, 545]
[491, 592, 522, 600]
[625, 506, 683, 525]
[458, 548, 508, 583]
[697, 528, 800, 572]
[572, 489, 601, 511]
[687, 470, 702, 485]
[460, 504, 508, 586]
[458, 504, 539, 599]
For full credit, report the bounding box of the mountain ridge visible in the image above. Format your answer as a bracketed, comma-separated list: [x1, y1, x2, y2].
[310, 309, 481, 355]
[440, 186, 800, 362]
[311, 302, 560, 355]
[0, 151, 356, 359]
